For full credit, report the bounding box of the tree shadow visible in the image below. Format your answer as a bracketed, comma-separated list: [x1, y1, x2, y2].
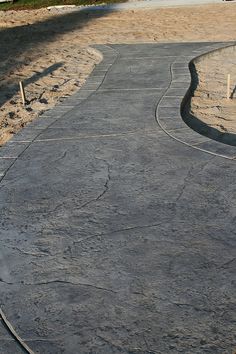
[0, 6, 114, 107]
[0, 62, 64, 107]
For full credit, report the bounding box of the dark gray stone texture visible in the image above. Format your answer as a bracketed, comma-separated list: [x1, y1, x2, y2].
[0, 42, 236, 354]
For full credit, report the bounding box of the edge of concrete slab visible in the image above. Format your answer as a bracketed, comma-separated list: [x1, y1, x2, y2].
[182, 43, 236, 148]
[0, 45, 118, 179]
[1, 41, 236, 180]
[156, 41, 236, 160]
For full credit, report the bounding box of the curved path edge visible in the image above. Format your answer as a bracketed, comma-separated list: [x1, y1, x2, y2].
[0, 45, 119, 182]
[182, 43, 236, 147]
[0, 41, 236, 354]
[155, 41, 236, 160]
[1, 41, 236, 185]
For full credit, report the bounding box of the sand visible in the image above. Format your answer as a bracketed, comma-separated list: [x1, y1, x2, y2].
[0, 2, 236, 145]
[190, 45, 236, 134]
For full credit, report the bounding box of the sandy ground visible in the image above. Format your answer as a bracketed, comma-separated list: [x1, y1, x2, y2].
[0, 2, 236, 145]
[190, 45, 236, 134]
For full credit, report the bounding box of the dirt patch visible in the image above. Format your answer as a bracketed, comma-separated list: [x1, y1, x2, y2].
[0, 44, 101, 145]
[0, 2, 236, 145]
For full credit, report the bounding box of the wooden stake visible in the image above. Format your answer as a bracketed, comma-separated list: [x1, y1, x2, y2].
[19, 81, 26, 106]
[227, 74, 231, 100]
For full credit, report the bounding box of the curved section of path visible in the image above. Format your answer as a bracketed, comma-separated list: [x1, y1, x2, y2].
[0, 42, 236, 354]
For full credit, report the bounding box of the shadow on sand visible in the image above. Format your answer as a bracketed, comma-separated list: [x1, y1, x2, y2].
[182, 49, 236, 147]
[0, 6, 115, 107]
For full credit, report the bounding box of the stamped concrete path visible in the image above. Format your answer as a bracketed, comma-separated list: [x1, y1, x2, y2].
[0, 42, 236, 354]
[65, 0, 225, 12]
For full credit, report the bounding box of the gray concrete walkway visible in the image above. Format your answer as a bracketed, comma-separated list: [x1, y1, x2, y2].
[50, 0, 230, 13]
[0, 42, 236, 354]
[87, 0, 227, 11]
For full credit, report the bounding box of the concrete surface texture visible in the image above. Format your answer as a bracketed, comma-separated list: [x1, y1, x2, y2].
[52, 0, 227, 12]
[93, 0, 225, 11]
[0, 42, 236, 354]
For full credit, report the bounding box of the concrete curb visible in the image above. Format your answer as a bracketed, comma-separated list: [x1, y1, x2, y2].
[182, 43, 236, 147]
[1, 41, 236, 179]
[156, 41, 236, 160]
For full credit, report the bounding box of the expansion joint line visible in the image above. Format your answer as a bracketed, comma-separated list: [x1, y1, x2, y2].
[0, 45, 120, 353]
[0, 45, 119, 187]
[0, 309, 36, 354]
[154, 55, 233, 160]
[95, 45, 120, 88]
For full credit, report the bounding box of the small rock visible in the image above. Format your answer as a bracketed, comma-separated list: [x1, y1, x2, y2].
[39, 98, 48, 104]
[8, 111, 15, 119]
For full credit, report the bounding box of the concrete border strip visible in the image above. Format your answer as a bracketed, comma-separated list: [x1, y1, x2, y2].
[155, 41, 236, 160]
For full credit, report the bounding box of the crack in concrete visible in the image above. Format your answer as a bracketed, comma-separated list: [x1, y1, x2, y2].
[173, 302, 215, 314]
[74, 222, 163, 244]
[96, 334, 125, 351]
[0, 49, 118, 189]
[97, 331, 157, 354]
[51, 150, 67, 164]
[4, 245, 53, 258]
[96, 334, 145, 353]
[175, 157, 215, 204]
[218, 257, 236, 269]
[0, 278, 116, 293]
[0, 279, 14, 285]
[175, 165, 194, 203]
[96, 160, 111, 201]
[75, 159, 111, 211]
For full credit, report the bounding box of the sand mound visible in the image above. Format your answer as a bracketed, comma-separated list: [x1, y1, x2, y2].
[190, 45, 236, 135]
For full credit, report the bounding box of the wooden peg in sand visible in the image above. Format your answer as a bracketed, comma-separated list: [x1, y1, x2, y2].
[19, 81, 26, 106]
